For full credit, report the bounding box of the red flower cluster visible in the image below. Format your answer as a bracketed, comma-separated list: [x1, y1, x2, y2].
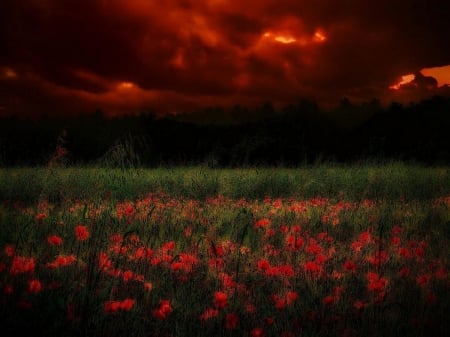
[75, 225, 89, 241]
[10, 256, 36, 275]
[46, 254, 76, 269]
[48, 235, 63, 246]
[104, 298, 136, 313]
[152, 300, 172, 320]
[214, 291, 228, 309]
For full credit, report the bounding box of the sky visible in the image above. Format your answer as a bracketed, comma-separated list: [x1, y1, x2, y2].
[1, 0, 450, 118]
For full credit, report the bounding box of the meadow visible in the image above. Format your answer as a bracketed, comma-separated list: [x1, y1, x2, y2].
[0, 164, 449, 337]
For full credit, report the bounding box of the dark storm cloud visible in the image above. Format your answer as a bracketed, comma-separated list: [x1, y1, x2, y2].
[1, 0, 450, 116]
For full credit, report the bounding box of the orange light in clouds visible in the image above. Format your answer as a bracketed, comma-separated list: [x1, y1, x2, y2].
[313, 30, 327, 43]
[389, 74, 415, 90]
[2, 67, 18, 79]
[274, 35, 296, 44]
[118, 82, 135, 89]
[422, 65, 450, 86]
[263, 32, 296, 44]
[262, 29, 326, 46]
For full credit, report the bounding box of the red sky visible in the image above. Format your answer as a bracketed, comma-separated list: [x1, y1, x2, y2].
[1, 0, 450, 117]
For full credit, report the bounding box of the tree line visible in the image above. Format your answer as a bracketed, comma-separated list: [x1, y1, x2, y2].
[0, 95, 449, 167]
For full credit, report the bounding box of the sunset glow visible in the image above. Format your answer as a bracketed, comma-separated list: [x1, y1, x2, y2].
[2, 67, 17, 79]
[0, 0, 449, 116]
[313, 30, 327, 43]
[422, 64, 450, 87]
[118, 82, 135, 90]
[389, 74, 415, 90]
[274, 35, 297, 44]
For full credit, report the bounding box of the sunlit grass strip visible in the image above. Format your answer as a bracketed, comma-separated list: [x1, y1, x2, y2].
[0, 162, 449, 203]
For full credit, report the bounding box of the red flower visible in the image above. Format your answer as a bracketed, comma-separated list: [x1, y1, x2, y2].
[219, 273, 236, 288]
[359, 231, 372, 244]
[214, 291, 228, 309]
[303, 261, 321, 274]
[162, 241, 175, 251]
[354, 300, 366, 310]
[279, 264, 294, 277]
[367, 272, 388, 293]
[104, 301, 121, 313]
[35, 213, 47, 221]
[343, 260, 356, 272]
[398, 247, 412, 259]
[416, 274, 432, 287]
[286, 235, 304, 250]
[323, 295, 336, 306]
[392, 225, 402, 235]
[10, 256, 36, 275]
[4, 244, 15, 257]
[391, 236, 401, 245]
[251, 327, 265, 337]
[46, 254, 76, 269]
[265, 266, 280, 277]
[255, 218, 271, 229]
[28, 279, 42, 294]
[366, 250, 388, 266]
[271, 294, 286, 310]
[125, 204, 135, 215]
[398, 267, 410, 278]
[305, 238, 322, 255]
[144, 282, 153, 292]
[122, 270, 134, 282]
[119, 298, 136, 311]
[435, 267, 447, 279]
[48, 235, 63, 246]
[226, 313, 239, 330]
[75, 225, 89, 241]
[199, 307, 219, 321]
[351, 240, 364, 253]
[286, 291, 299, 305]
[257, 259, 270, 271]
[152, 300, 172, 320]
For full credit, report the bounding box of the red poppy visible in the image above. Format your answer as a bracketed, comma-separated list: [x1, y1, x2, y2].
[152, 300, 172, 320]
[225, 313, 239, 330]
[286, 291, 299, 305]
[398, 267, 410, 278]
[48, 235, 63, 246]
[10, 256, 36, 275]
[214, 291, 228, 309]
[255, 218, 271, 229]
[251, 327, 265, 337]
[75, 225, 89, 241]
[323, 295, 336, 306]
[367, 272, 388, 292]
[104, 301, 121, 313]
[416, 274, 432, 287]
[303, 261, 321, 274]
[119, 298, 136, 311]
[343, 260, 356, 272]
[257, 259, 270, 271]
[4, 244, 15, 257]
[28, 279, 42, 294]
[122, 270, 134, 282]
[199, 307, 219, 321]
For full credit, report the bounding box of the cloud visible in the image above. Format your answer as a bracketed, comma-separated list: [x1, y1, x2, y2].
[1, 0, 450, 116]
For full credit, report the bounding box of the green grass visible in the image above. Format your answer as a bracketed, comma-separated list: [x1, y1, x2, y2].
[1, 162, 448, 203]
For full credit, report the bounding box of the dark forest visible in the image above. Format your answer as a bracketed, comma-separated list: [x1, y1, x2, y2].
[1, 96, 449, 167]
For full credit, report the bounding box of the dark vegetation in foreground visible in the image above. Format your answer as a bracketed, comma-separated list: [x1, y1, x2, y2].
[0, 159, 448, 337]
[1, 95, 449, 167]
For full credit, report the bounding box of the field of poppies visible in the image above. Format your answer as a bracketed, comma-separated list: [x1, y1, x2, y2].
[0, 165, 449, 337]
